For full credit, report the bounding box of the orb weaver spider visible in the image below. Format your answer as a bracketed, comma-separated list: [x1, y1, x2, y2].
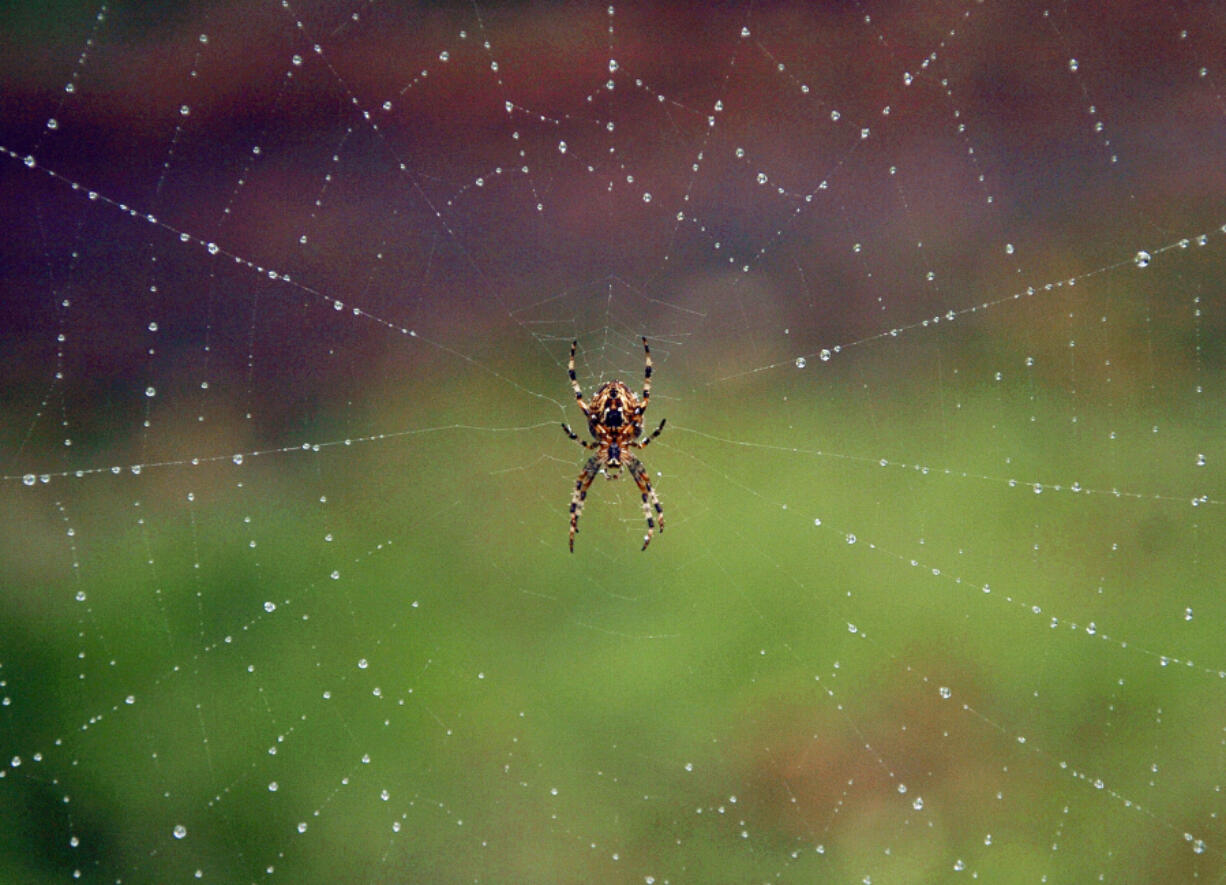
[562, 337, 666, 552]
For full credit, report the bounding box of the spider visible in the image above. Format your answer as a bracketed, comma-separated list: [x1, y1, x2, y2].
[563, 337, 666, 552]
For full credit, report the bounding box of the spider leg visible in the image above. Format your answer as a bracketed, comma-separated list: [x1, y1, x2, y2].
[569, 340, 592, 418]
[561, 423, 598, 449]
[570, 455, 601, 552]
[626, 455, 664, 551]
[631, 418, 666, 449]
[641, 336, 653, 404]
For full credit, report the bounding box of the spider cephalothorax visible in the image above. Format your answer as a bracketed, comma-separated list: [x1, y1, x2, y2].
[562, 338, 665, 551]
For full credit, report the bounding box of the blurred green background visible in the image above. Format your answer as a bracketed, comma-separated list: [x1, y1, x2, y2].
[2, 1, 1225, 882]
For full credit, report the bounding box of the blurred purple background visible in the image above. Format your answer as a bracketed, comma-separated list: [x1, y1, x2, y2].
[4, 1, 1222, 448]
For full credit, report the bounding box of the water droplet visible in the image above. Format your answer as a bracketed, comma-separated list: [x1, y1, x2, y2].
[1134, 250, 1151, 268]
[1068, 58, 1079, 72]
[795, 356, 807, 369]
[173, 825, 187, 839]
[819, 349, 831, 362]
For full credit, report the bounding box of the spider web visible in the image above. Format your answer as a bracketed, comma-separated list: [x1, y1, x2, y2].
[2, 1, 1224, 881]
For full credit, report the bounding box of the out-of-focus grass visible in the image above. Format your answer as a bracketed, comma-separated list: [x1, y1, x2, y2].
[3, 345, 1222, 882]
